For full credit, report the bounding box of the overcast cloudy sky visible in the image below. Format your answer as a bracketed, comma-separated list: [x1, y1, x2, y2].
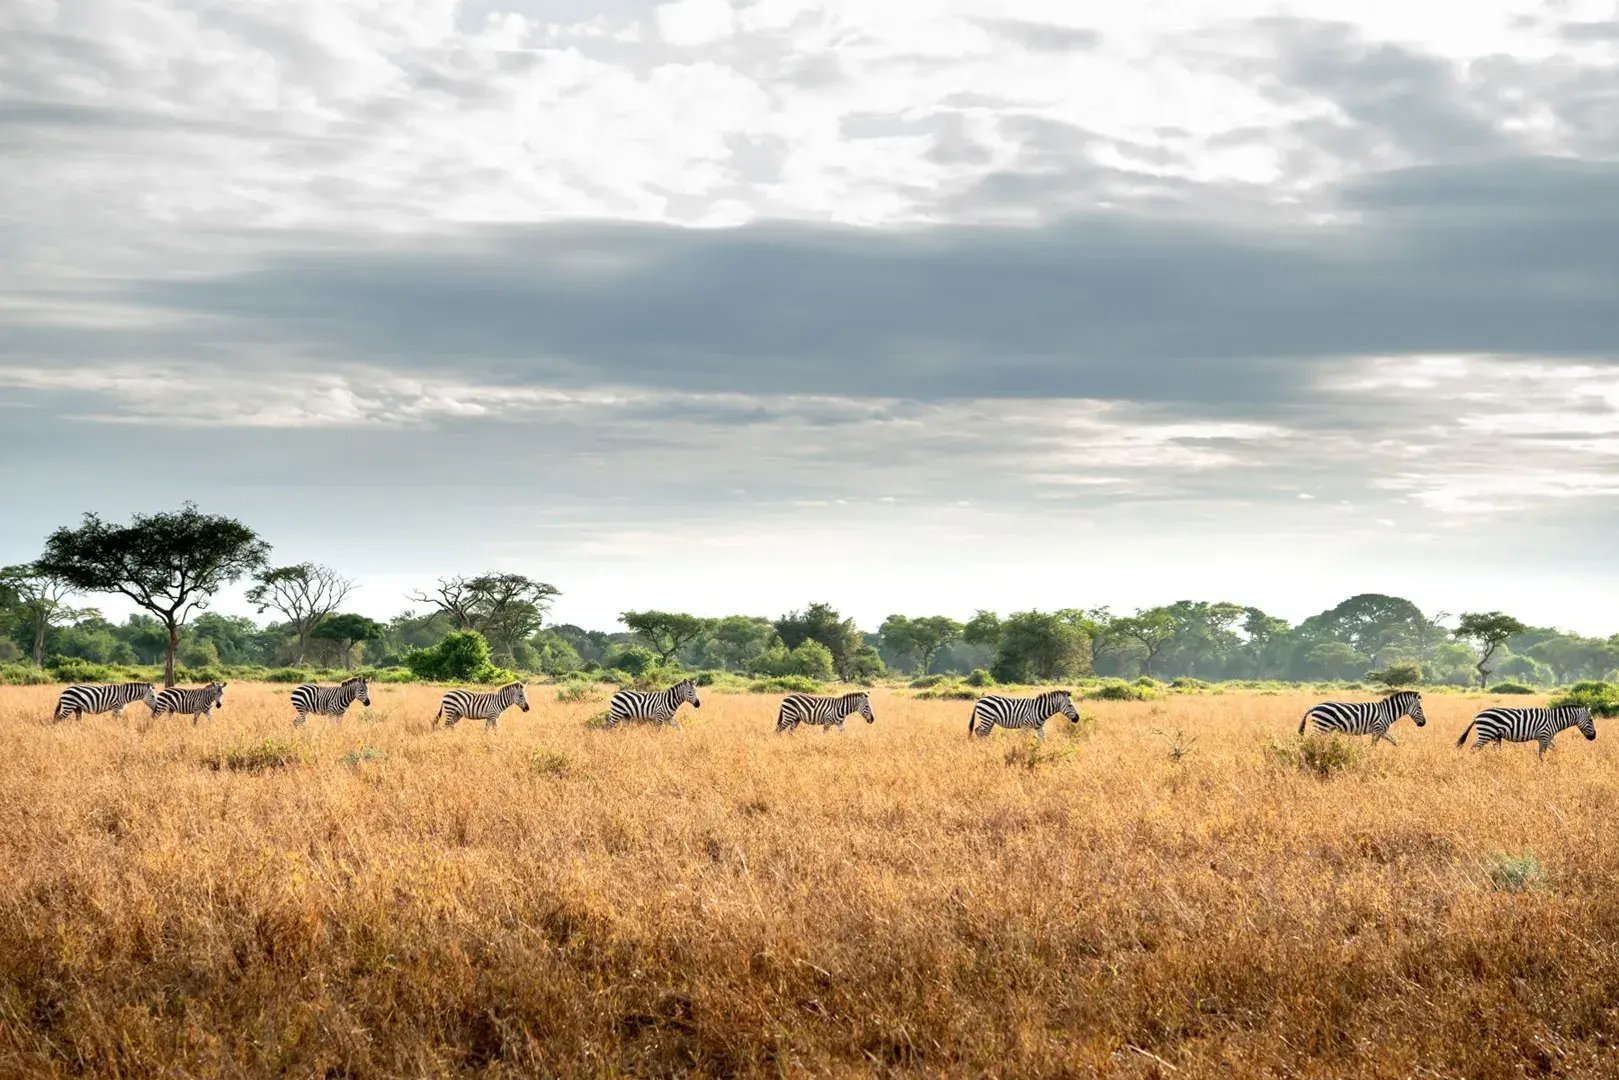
[4, 0, 1619, 633]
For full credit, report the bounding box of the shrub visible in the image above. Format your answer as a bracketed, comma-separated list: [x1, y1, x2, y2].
[582, 709, 613, 730]
[207, 739, 304, 773]
[1134, 676, 1164, 689]
[748, 676, 826, 694]
[965, 668, 996, 688]
[1366, 661, 1423, 690]
[605, 645, 658, 676]
[44, 657, 131, 684]
[1086, 681, 1153, 702]
[1487, 852, 1547, 893]
[176, 665, 227, 684]
[555, 680, 595, 704]
[530, 750, 573, 777]
[0, 664, 52, 686]
[1488, 682, 1536, 695]
[406, 631, 514, 684]
[909, 674, 947, 689]
[1550, 682, 1619, 717]
[1003, 739, 1078, 770]
[916, 682, 979, 701]
[1169, 677, 1209, 692]
[1267, 735, 1361, 778]
[338, 748, 388, 768]
[262, 668, 313, 684]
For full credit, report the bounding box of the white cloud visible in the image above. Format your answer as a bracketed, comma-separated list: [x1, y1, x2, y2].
[655, 0, 736, 47]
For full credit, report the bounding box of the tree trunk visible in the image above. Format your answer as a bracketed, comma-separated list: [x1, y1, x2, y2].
[32, 617, 46, 668]
[164, 620, 179, 687]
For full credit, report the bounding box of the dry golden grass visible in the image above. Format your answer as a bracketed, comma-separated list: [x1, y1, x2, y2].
[2, 683, 1617, 1078]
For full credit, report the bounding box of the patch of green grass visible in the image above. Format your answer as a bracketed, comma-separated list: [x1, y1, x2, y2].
[555, 681, 595, 704]
[338, 747, 388, 768]
[530, 750, 573, 777]
[1487, 852, 1547, 893]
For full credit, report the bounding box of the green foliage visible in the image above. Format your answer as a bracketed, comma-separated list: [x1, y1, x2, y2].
[1133, 676, 1163, 689]
[915, 681, 979, 701]
[262, 668, 313, 683]
[1366, 661, 1423, 690]
[1085, 680, 1154, 702]
[879, 614, 964, 674]
[1454, 611, 1530, 688]
[1267, 735, 1362, 778]
[1549, 681, 1619, 717]
[405, 630, 514, 684]
[176, 665, 227, 684]
[555, 679, 596, 704]
[774, 603, 862, 680]
[965, 668, 996, 688]
[1488, 682, 1536, 695]
[0, 663, 51, 685]
[990, 611, 1088, 683]
[748, 675, 826, 694]
[0, 639, 23, 664]
[338, 747, 388, 768]
[1487, 852, 1547, 893]
[1169, 677, 1209, 691]
[753, 639, 836, 680]
[530, 750, 573, 777]
[909, 674, 947, 689]
[207, 738, 304, 773]
[621, 610, 711, 663]
[408, 573, 560, 661]
[605, 645, 658, 676]
[45, 656, 134, 683]
[178, 638, 221, 670]
[698, 615, 774, 671]
[312, 613, 384, 669]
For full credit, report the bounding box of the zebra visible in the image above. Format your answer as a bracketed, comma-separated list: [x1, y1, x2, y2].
[1298, 690, 1426, 744]
[1457, 706, 1597, 757]
[151, 682, 227, 725]
[52, 682, 158, 723]
[969, 690, 1079, 740]
[433, 682, 530, 730]
[605, 678, 701, 730]
[290, 676, 371, 725]
[776, 691, 874, 733]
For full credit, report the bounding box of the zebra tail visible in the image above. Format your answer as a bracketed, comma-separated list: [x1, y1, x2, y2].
[432, 706, 442, 728]
[1456, 721, 1476, 748]
[1297, 709, 1310, 735]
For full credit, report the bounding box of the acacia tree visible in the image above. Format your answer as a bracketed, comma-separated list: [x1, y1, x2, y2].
[1111, 607, 1178, 677]
[36, 505, 269, 686]
[312, 613, 384, 670]
[0, 564, 84, 667]
[407, 573, 560, 659]
[246, 562, 354, 664]
[621, 610, 711, 665]
[878, 614, 964, 675]
[1454, 611, 1529, 688]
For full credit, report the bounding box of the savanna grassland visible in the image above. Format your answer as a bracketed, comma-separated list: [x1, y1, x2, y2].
[2, 683, 1617, 1078]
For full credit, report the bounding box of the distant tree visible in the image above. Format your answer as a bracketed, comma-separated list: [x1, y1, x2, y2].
[1366, 660, 1423, 690]
[1110, 608, 1178, 677]
[700, 615, 775, 670]
[0, 564, 84, 667]
[1297, 594, 1437, 668]
[962, 610, 1003, 648]
[36, 505, 269, 686]
[246, 563, 355, 665]
[406, 629, 506, 683]
[605, 644, 658, 676]
[990, 611, 1088, 683]
[313, 613, 385, 670]
[775, 603, 862, 680]
[621, 610, 711, 665]
[1454, 612, 1529, 689]
[188, 612, 266, 667]
[1307, 641, 1367, 680]
[787, 640, 836, 681]
[408, 573, 560, 659]
[878, 614, 964, 674]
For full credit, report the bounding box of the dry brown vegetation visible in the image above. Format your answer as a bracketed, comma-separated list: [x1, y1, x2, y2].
[2, 683, 1617, 1078]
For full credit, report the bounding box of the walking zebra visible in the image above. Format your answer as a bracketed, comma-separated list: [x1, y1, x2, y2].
[151, 682, 226, 724]
[290, 676, 370, 725]
[433, 682, 530, 730]
[1457, 706, 1597, 757]
[605, 678, 701, 729]
[1298, 690, 1426, 744]
[52, 682, 158, 723]
[776, 691, 874, 733]
[969, 690, 1079, 740]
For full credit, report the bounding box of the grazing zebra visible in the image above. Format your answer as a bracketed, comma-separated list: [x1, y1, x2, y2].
[605, 678, 701, 730]
[969, 690, 1079, 740]
[433, 682, 530, 730]
[52, 682, 158, 723]
[1457, 706, 1597, 757]
[776, 691, 874, 733]
[290, 676, 371, 725]
[1298, 690, 1426, 744]
[151, 682, 226, 725]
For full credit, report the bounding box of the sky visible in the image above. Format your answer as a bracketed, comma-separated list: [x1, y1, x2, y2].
[3, 0, 1619, 634]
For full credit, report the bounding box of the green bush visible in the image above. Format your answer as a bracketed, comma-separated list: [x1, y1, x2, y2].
[909, 674, 948, 689]
[44, 657, 133, 684]
[338, 747, 388, 768]
[0, 664, 52, 686]
[176, 665, 227, 684]
[1488, 682, 1536, 695]
[555, 679, 595, 704]
[1487, 852, 1547, 893]
[965, 668, 996, 688]
[748, 675, 826, 694]
[915, 682, 979, 701]
[1134, 676, 1164, 689]
[263, 668, 312, 683]
[1169, 677, 1209, 691]
[406, 631, 514, 684]
[605, 645, 658, 676]
[1366, 661, 1423, 690]
[1550, 682, 1619, 717]
[530, 750, 573, 777]
[1267, 735, 1361, 778]
[1086, 680, 1153, 702]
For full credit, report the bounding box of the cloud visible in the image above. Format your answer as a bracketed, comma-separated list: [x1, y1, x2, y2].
[655, 0, 736, 48]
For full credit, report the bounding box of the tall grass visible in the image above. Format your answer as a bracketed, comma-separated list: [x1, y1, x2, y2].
[2, 683, 1615, 1077]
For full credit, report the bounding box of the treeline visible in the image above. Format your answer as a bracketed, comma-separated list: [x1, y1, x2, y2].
[2, 505, 1617, 689]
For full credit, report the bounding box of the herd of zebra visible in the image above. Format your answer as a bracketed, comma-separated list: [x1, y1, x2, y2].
[45, 680, 1600, 755]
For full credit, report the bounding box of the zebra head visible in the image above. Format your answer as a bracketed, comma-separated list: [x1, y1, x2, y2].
[140, 684, 159, 710]
[677, 678, 701, 709]
[853, 692, 875, 724]
[1574, 707, 1597, 741]
[1392, 690, 1425, 726]
[509, 682, 531, 712]
[209, 681, 226, 709]
[1051, 690, 1080, 723]
[345, 676, 371, 707]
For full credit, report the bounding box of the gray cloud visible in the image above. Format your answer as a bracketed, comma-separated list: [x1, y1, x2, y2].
[975, 18, 1101, 53]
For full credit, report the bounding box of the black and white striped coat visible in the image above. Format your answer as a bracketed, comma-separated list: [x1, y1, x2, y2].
[606, 679, 701, 729]
[969, 690, 1079, 740]
[291, 676, 371, 725]
[53, 682, 158, 722]
[433, 682, 530, 730]
[152, 682, 226, 724]
[1298, 690, 1426, 744]
[777, 692, 874, 733]
[1457, 706, 1597, 756]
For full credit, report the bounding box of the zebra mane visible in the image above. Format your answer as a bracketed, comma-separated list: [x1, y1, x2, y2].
[341, 676, 367, 687]
[1384, 690, 1419, 702]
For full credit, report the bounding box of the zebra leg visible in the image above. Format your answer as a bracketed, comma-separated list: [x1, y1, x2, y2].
[111, 705, 125, 720]
[1035, 724, 1046, 742]
[293, 711, 307, 726]
[1538, 737, 1553, 758]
